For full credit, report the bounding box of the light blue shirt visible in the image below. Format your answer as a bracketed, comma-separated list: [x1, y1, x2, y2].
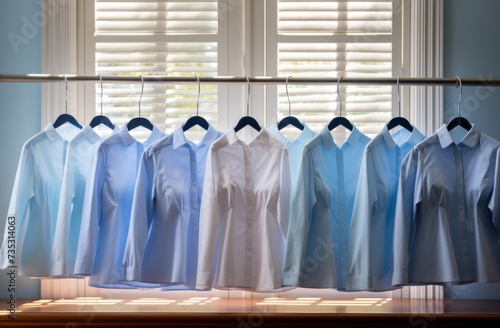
[268, 122, 317, 181]
[0, 123, 81, 277]
[122, 125, 222, 290]
[52, 124, 118, 278]
[283, 125, 370, 289]
[393, 125, 500, 286]
[74, 124, 164, 288]
[347, 124, 425, 291]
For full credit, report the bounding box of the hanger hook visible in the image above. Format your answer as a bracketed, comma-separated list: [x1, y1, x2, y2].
[139, 75, 144, 117]
[98, 74, 103, 116]
[456, 76, 463, 117]
[64, 74, 68, 114]
[196, 75, 200, 116]
[245, 76, 250, 116]
[337, 76, 343, 117]
[286, 75, 292, 117]
[397, 76, 401, 117]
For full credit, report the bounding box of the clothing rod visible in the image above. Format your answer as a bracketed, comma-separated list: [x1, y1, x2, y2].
[1, 74, 500, 86]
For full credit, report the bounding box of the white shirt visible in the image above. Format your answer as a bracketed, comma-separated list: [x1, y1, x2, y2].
[196, 127, 291, 292]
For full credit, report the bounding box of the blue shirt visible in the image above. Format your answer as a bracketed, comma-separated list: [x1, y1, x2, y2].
[393, 125, 500, 286]
[283, 125, 370, 289]
[122, 125, 222, 290]
[0, 123, 81, 277]
[347, 124, 425, 291]
[268, 122, 317, 181]
[52, 124, 118, 278]
[74, 124, 164, 288]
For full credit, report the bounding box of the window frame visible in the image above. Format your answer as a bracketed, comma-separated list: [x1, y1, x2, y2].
[41, 0, 443, 300]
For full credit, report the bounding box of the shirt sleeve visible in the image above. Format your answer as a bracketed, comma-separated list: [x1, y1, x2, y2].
[347, 149, 378, 290]
[122, 149, 156, 281]
[51, 146, 76, 276]
[392, 149, 421, 286]
[74, 146, 105, 276]
[196, 146, 219, 290]
[489, 148, 500, 238]
[0, 144, 34, 269]
[282, 150, 316, 286]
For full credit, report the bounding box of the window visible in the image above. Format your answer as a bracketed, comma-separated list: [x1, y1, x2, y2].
[42, 0, 420, 300]
[93, 0, 220, 139]
[273, 0, 394, 137]
[89, 0, 397, 139]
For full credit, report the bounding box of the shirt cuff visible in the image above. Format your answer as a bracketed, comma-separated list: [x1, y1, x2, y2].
[125, 266, 141, 282]
[51, 260, 66, 277]
[282, 271, 300, 286]
[391, 270, 408, 286]
[73, 259, 92, 276]
[346, 274, 372, 291]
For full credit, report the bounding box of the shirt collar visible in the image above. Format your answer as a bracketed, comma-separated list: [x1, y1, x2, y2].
[437, 123, 480, 148]
[226, 126, 268, 146]
[118, 123, 162, 147]
[320, 124, 361, 150]
[174, 124, 220, 149]
[269, 122, 316, 146]
[81, 125, 102, 144]
[45, 123, 62, 142]
[381, 124, 422, 149]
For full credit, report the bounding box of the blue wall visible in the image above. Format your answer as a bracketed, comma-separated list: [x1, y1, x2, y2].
[443, 0, 500, 300]
[0, 0, 42, 299]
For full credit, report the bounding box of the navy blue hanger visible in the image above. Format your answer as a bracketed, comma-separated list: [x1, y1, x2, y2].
[387, 76, 413, 132]
[234, 116, 261, 132]
[234, 77, 261, 132]
[183, 76, 209, 131]
[278, 76, 304, 131]
[53, 113, 83, 129]
[90, 115, 114, 130]
[54, 75, 82, 129]
[328, 76, 353, 131]
[90, 75, 115, 130]
[127, 75, 153, 131]
[447, 76, 472, 131]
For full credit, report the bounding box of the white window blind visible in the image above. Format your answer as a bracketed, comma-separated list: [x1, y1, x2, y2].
[276, 0, 393, 138]
[94, 0, 219, 136]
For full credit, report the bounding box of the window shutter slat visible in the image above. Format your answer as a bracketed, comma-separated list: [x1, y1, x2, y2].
[95, 1, 218, 135]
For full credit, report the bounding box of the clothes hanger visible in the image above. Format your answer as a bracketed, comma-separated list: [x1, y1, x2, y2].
[386, 76, 413, 132]
[89, 74, 115, 130]
[328, 76, 353, 131]
[234, 76, 261, 132]
[127, 75, 153, 131]
[53, 74, 83, 129]
[447, 76, 472, 131]
[277, 76, 303, 131]
[183, 75, 209, 131]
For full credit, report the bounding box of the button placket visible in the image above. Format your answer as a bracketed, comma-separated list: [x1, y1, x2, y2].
[242, 143, 253, 288]
[454, 146, 472, 280]
[336, 149, 347, 286]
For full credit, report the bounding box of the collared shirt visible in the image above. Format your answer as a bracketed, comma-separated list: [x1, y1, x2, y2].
[122, 125, 222, 290]
[283, 125, 370, 289]
[347, 124, 425, 291]
[0, 123, 81, 277]
[74, 124, 163, 288]
[393, 124, 500, 286]
[196, 127, 291, 292]
[268, 122, 317, 180]
[52, 124, 118, 278]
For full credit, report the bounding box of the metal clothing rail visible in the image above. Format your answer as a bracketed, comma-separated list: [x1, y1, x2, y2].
[1, 74, 500, 86]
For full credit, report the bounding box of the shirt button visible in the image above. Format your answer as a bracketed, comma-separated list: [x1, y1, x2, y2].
[193, 181, 197, 185]
[193, 226, 198, 231]
[192, 204, 197, 209]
